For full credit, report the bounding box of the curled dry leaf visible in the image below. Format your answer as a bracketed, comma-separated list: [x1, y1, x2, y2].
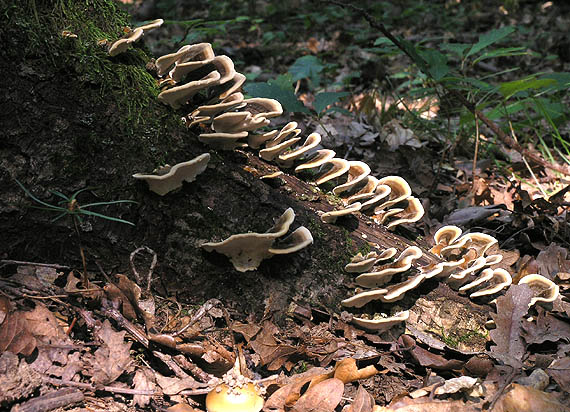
[333, 358, 378, 384]
[90, 320, 132, 385]
[291, 377, 344, 412]
[344, 385, 375, 412]
[264, 367, 331, 410]
[133, 367, 156, 407]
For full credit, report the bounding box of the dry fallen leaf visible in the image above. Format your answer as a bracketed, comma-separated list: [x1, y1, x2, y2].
[264, 367, 331, 410]
[334, 358, 378, 383]
[291, 377, 344, 412]
[489, 284, 534, 368]
[494, 383, 570, 412]
[133, 367, 156, 407]
[90, 320, 132, 385]
[344, 385, 375, 412]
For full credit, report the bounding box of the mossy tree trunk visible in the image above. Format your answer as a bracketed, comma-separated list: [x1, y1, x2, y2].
[0, 0, 434, 319]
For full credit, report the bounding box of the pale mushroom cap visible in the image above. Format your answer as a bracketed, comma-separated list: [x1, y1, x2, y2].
[381, 273, 426, 302]
[136, 18, 164, 32]
[108, 28, 143, 56]
[156, 43, 214, 76]
[372, 207, 403, 225]
[266, 122, 301, 148]
[374, 176, 412, 210]
[469, 268, 512, 298]
[518, 274, 560, 306]
[158, 71, 221, 109]
[448, 256, 488, 281]
[198, 131, 249, 150]
[216, 72, 247, 100]
[277, 132, 322, 167]
[132, 153, 210, 196]
[194, 92, 245, 118]
[459, 232, 498, 257]
[430, 225, 462, 256]
[332, 161, 371, 196]
[171, 55, 235, 84]
[315, 158, 350, 185]
[206, 383, 263, 412]
[248, 129, 279, 149]
[266, 208, 296, 237]
[268, 226, 313, 254]
[419, 263, 444, 279]
[241, 98, 283, 119]
[259, 138, 301, 161]
[345, 255, 379, 273]
[321, 202, 362, 224]
[385, 196, 424, 230]
[346, 176, 380, 204]
[354, 247, 421, 288]
[351, 311, 409, 332]
[294, 149, 336, 172]
[341, 288, 388, 308]
[359, 184, 391, 211]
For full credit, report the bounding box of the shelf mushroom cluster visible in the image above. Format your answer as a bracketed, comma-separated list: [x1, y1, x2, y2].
[341, 226, 561, 331]
[201, 208, 313, 272]
[247, 121, 425, 230]
[153, 43, 284, 149]
[107, 19, 164, 57]
[151, 41, 425, 231]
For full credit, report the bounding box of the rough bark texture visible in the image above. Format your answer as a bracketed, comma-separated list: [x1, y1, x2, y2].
[0, 0, 436, 320]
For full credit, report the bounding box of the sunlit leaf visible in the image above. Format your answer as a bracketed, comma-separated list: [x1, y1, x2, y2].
[244, 74, 310, 114]
[499, 76, 556, 99]
[288, 55, 324, 85]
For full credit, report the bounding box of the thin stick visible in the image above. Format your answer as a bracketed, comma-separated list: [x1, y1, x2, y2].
[472, 113, 480, 191]
[129, 246, 158, 293]
[0, 259, 70, 270]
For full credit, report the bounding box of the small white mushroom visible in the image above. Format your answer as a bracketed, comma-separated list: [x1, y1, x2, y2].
[460, 268, 512, 298]
[158, 71, 221, 109]
[351, 311, 409, 332]
[132, 153, 210, 196]
[359, 184, 391, 211]
[156, 43, 215, 76]
[171, 55, 235, 84]
[248, 129, 279, 150]
[277, 132, 321, 168]
[136, 18, 164, 32]
[213, 112, 270, 133]
[518, 274, 560, 307]
[321, 202, 362, 224]
[193, 92, 245, 118]
[460, 232, 498, 257]
[430, 225, 462, 256]
[332, 161, 371, 196]
[265, 122, 301, 148]
[346, 176, 380, 204]
[259, 137, 301, 161]
[294, 149, 336, 172]
[268, 226, 313, 254]
[213, 72, 247, 100]
[355, 246, 422, 288]
[239, 98, 283, 120]
[315, 158, 350, 185]
[373, 176, 412, 211]
[108, 28, 143, 57]
[379, 273, 426, 302]
[341, 288, 389, 308]
[385, 196, 424, 230]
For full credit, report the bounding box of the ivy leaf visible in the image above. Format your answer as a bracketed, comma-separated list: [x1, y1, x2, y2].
[313, 91, 349, 115]
[244, 74, 310, 114]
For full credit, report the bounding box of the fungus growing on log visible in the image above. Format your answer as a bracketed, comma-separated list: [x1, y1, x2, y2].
[351, 311, 410, 332]
[156, 43, 215, 76]
[518, 274, 560, 307]
[332, 161, 371, 196]
[259, 137, 302, 161]
[321, 202, 362, 224]
[193, 92, 245, 118]
[346, 176, 380, 204]
[359, 184, 391, 211]
[277, 132, 322, 168]
[344, 248, 397, 273]
[460, 268, 512, 298]
[198, 131, 249, 150]
[430, 225, 462, 256]
[385, 196, 424, 230]
[314, 158, 350, 185]
[158, 71, 221, 109]
[294, 149, 336, 172]
[201, 208, 312, 272]
[355, 246, 422, 288]
[108, 28, 143, 57]
[132, 153, 210, 196]
[170, 55, 235, 84]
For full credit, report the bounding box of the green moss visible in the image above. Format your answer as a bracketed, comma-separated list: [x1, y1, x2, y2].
[440, 327, 488, 349]
[2, 0, 161, 134]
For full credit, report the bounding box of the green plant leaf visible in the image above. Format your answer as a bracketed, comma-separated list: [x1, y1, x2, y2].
[313, 91, 349, 115]
[79, 209, 135, 226]
[439, 43, 471, 57]
[288, 55, 324, 85]
[244, 74, 310, 114]
[499, 76, 556, 99]
[81, 200, 138, 208]
[539, 72, 570, 92]
[14, 179, 62, 210]
[466, 26, 515, 58]
[473, 46, 527, 64]
[419, 49, 449, 81]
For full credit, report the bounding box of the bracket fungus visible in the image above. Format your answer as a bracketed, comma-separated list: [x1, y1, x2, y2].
[344, 248, 397, 273]
[201, 208, 312, 272]
[332, 161, 371, 196]
[158, 70, 221, 109]
[430, 225, 462, 257]
[374, 176, 412, 211]
[314, 158, 350, 185]
[198, 131, 249, 150]
[108, 28, 143, 57]
[132, 153, 210, 196]
[277, 132, 321, 168]
[355, 246, 422, 288]
[321, 202, 362, 224]
[294, 149, 336, 173]
[170, 55, 235, 84]
[384, 196, 424, 230]
[358, 184, 391, 211]
[346, 176, 380, 204]
[518, 274, 560, 307]
[156, 43, 215, 76]
[351, 311, 410, 332]
[460, 268, 512, 299]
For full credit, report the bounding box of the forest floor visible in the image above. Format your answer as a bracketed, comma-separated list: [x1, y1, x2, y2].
[1, 0, 570, 411]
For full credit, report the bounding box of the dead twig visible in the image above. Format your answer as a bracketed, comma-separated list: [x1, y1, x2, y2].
[0, 259, 70, 270]
[130, 246, 157, 293]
